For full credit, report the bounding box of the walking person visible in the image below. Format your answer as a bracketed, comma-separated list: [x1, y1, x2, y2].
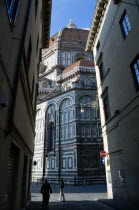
[41, 179, 52, 208]
[60, 178, 65, 202]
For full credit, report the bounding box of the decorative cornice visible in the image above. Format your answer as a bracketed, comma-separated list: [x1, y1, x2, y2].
[57, 66, 95, 82]
[39, 64, 65, 77]
[85, 0, 109, 51]
[42, 45, 57, 60]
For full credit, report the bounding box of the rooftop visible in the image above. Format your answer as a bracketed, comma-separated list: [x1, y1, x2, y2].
[49, 20, 89, 47]
[62, 59, 94, 75]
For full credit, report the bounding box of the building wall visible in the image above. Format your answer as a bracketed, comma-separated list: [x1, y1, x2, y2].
[34, 89, 103, 181]
[0, 0, 51, 209]
[87, 0, 139, 204]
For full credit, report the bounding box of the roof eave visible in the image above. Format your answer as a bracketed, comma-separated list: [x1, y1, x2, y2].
[85, 0, 109, 52]
[42, 0, 52, 48]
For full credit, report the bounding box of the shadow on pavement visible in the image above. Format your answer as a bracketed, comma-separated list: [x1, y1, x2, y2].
[99, 199, 139, 210]
[26, 199, 139, 210]
[26, 200, 114, 210]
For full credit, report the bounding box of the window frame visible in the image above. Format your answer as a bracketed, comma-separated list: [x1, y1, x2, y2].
[130, 55, 139, 91]
[68, 157, 73, 169]
[102, 88, 111, 122]
[99, 62, 105, 81]
[62, 158, 66, 169]
[96, 52, 105, 82]
[96, 40, 100, 52]
[119, 10, 131, 38]
[5, 0, 21, 27]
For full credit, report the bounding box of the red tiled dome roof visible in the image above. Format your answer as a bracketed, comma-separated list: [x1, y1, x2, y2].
[62, 59, 94, 75]
[49, 28, 89, 47]
[61, 28, 89, 42]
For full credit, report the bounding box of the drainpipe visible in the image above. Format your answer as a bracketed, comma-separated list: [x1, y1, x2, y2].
[6, 0, 32, 134]
[43, 114, 47, 179]
[58, 109, 61, 181]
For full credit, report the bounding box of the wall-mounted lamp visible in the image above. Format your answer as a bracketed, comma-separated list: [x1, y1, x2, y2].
[80, 103, 84, 113]
[33, 160, 37, 166]
[80, 99, 99, 113]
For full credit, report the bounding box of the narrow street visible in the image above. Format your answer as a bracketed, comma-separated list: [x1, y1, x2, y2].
[1, 0, 139, 209]
[27, 183, 114, 210]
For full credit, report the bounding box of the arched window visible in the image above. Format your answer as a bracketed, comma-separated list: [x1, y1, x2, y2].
[84, 77, 97, 88]
[74, 54, 87, 62]
[46, 104, 55, 153]
[78, 95, 97, 137]
[41, 154, 43, 169]
[60, 98, 72, 140]
[62, 81, 72, 92]
[42, 82, 48, 88]
[79, 95, 96, 120]
[47, 122, 55, 152]
[46, 104, 55, 123]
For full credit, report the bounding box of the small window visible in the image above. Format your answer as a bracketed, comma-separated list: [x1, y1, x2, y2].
[130, 55, 139, 91]
[52, 38, 54, 41]
[120, 11, 131, 38]
[96, 41, 100, 51]
[97, 52, 105, 81]
[27, 37, 32, 70]
[42, 82, 48, 88]
[62, 158, 66, 169]
[6, 0, 21, 26]
[99, 62, 105, 81]
[68, 157, 73, 169]
[102, 89, 111, 121]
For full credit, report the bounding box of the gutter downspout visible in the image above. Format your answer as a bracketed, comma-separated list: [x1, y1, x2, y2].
[6, 0, 32, 135]
[43, 123, 47, 180]
[43, 114, 47, 179]
[58, 109, 61, 181]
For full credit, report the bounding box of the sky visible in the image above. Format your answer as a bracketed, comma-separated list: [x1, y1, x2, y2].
[50, 0, 97, 37]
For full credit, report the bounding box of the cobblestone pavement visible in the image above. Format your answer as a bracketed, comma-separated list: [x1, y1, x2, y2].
[27, 183, 115, 210]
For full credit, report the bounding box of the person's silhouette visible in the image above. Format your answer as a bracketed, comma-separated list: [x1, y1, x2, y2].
[41, 179, 52, 208]
[60, 178, 65, 202]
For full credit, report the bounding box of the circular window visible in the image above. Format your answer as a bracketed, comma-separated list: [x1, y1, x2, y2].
[42, 82, 48, 88]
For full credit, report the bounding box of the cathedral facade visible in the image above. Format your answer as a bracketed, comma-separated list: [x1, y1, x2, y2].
[33, 21, 104, 182]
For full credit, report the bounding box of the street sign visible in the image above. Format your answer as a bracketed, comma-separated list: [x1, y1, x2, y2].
[101, 157, 105, 164]
[100, 151, 107, 157]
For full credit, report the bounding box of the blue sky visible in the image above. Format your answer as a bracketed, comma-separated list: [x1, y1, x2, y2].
[50, 0, 97, 37]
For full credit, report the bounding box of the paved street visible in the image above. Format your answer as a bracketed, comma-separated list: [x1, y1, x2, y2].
[27, 183, 115, 210]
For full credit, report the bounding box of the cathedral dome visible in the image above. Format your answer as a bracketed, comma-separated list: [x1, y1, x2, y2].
[60, 28, 89, 42]
[49, 20, 89, 47]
